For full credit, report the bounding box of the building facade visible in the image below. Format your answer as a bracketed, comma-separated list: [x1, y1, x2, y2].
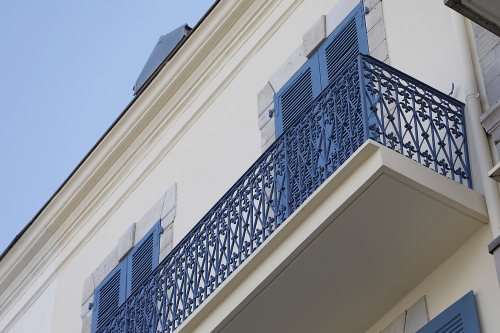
[1, 0, 500, 332]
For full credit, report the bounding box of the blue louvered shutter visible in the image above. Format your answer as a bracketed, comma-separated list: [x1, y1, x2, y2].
[126, 221, 161, 296]
[314, 3, 369, 164]
[417, 291, 481, 333]
[274, 53, 322, 136]
[92, 260, 127, 332]
[273, 3, 368, 137]
[317, 2, 368, 87]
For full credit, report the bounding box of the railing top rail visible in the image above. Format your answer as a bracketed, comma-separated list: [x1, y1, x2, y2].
[359, 54, 465, 110]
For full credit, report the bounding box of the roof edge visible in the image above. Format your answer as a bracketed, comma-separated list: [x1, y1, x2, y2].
[0, 0, 222, 262]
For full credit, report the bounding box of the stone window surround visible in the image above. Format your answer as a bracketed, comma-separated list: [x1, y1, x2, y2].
[379, 296, 429, 333]
[257, 0, 390, 151]
[79, 183, 177, 333]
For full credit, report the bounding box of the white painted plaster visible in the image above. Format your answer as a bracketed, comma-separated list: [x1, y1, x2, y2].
[364, 226, 500, 333]
[7, 278, 57, 333]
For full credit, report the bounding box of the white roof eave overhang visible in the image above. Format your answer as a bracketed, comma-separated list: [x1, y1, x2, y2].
[445, 0, 500, 36]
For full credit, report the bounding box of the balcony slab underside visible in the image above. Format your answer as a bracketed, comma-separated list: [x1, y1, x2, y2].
[177, 140, 487, 333]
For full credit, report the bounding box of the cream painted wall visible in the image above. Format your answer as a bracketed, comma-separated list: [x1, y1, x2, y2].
[2, 0, 494, 333]
[0, 246, 60, 333]
[365, 225, 500, 333]
[7, 278, 57, 333]
[384, 0, 463, 100]
[50, 1, 348, 332]
[382, 0, 485, 194]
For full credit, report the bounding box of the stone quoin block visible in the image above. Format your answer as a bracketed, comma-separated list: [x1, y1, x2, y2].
[302, 15, 326, 58]
[365, 1, 383, 32]
[269, 46, 307, 93]
[476, 29, 500, 60]
[160, 224, 173, 252]
[161, 183, 177, 221]
[367, 18, 386, 54]
[81, 273, 95, 306]
[258, 102, 274, 130]
[371, 38, 389, 63]
[404, 296, 429, 333]
[260, 115, 275, 147]
[81, 294, 94, 319]
[92, 247, 118, 288]
[381, 311, 406, 333]
[257, 82, 275, 117]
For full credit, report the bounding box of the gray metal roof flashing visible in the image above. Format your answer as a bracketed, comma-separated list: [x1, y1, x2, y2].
[133, 24, 191, 95]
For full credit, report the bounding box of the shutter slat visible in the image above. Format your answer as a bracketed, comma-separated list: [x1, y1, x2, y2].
[94, 264, 126, 331]
[280, 69, 313, 132]
[124, 222, 160, 298]
[318, 3, 368, 89]
[417, 291, 480, 333]
[273, 52, 321, 136]
[325, 18, 359, 82]
[130, 233, 154, 292]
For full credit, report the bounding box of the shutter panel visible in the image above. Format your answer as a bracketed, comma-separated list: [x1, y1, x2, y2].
[318, 2, 368, 87]
[417, 291, 481, 333]
[274, 53, 322, 136]
[314, 3, 369, 165]
[92, 260, 127, 332]
[126, 222, 160, 296]
[273, 3, 368, 137]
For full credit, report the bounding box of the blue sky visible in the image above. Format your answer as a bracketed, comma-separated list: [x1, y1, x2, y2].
[0, 0, 214, 253]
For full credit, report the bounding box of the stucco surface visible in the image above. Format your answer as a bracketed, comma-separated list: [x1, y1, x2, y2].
[365, 225, 500, 333]
[7, 279, 57, 333]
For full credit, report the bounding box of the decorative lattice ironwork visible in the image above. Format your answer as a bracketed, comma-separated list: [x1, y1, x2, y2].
[96, 54, 470, 333]
[360, 56, 471, 187]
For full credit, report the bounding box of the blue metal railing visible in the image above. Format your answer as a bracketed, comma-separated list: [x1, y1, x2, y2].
[96, 54, 470, 333]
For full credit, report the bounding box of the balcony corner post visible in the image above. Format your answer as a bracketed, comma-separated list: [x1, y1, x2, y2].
[461, 103, 474, 189]
[283, 134, 292, 219]
[357, 54, 370, 142]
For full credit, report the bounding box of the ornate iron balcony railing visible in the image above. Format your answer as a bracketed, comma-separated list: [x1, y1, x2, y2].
[96, 54, 470, 333]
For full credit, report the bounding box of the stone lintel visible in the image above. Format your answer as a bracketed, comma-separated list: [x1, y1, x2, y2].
[135, 195, 164, 244]
[117, 223, 136, 262]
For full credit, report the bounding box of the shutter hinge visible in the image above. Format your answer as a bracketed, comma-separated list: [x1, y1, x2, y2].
[269, 108, 275, 118]
[88, 302, 94, 310]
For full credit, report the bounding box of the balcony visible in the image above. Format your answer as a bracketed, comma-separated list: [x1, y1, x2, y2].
[96, 55, 486, 333]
